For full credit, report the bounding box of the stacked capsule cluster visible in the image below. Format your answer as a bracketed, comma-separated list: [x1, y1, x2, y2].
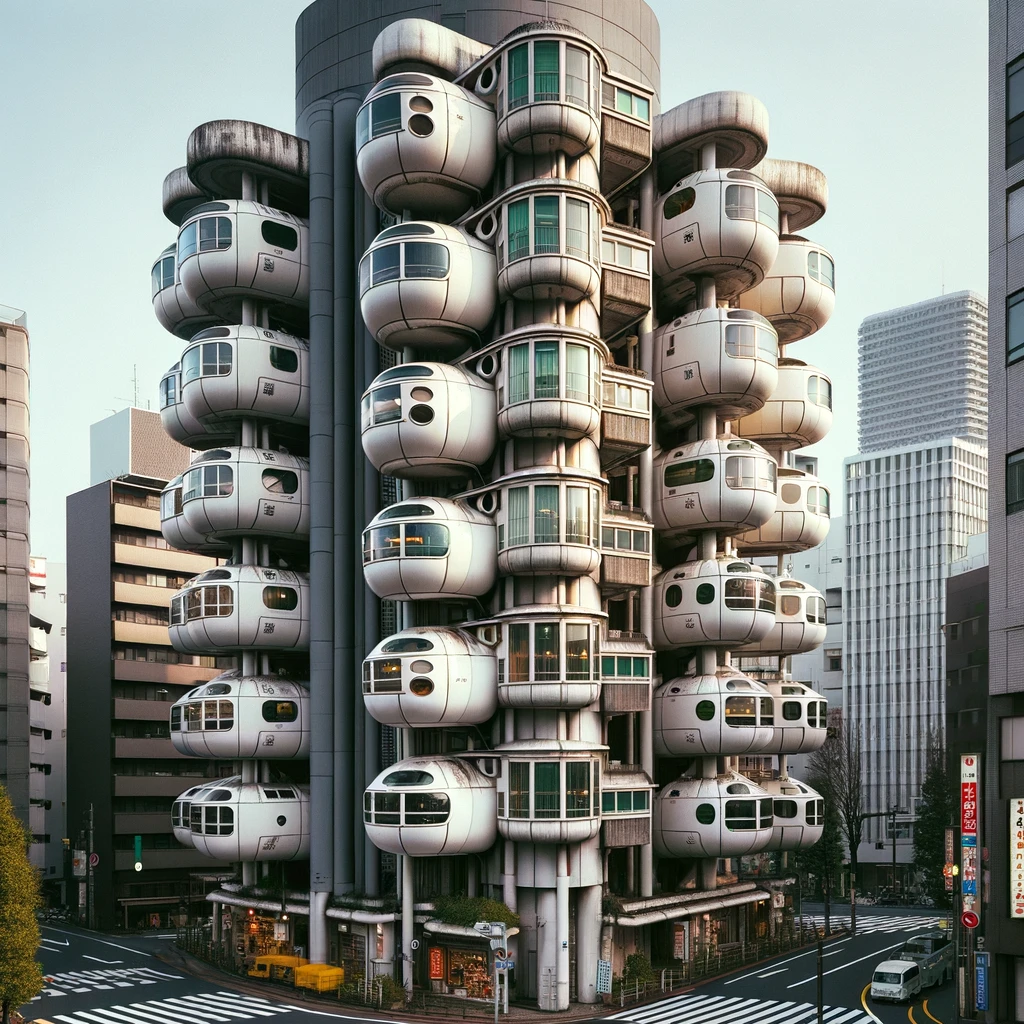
[648, 145, 835, 866]
[355, 24, 656, 1009]
[151, 134, 313, 872]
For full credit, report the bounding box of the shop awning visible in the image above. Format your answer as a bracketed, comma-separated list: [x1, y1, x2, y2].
[605, 888, 770, 927]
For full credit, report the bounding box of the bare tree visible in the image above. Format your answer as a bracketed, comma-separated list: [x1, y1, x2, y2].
[807, 708, 864, 881]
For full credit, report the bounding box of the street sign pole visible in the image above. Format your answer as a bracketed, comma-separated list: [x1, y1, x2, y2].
[816, 939, 824, 1024]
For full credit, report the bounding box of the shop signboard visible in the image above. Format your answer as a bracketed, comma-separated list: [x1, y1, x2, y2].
[975, 951, 989, 1011]
[960, 754, 981, 919]
[673, 920, 689, 961]
[597, 959, 612, 994]
[428, 946, 444, 981]
[72, 851, 86, 878]
[1012, 796, 1024, 918]
[944, 827, 955, 891]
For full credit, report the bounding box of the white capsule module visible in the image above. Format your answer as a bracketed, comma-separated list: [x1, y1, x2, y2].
[652, 772, 775, 859]
[160, 476, 230, 555]
[170, 674, 310, 759]
[494, 326, 604, 441]
[762, 776, 825, 852]
[356, 73, 497, 220]
[736, 358, 833, 453]
[363, 757, 497, 856]
[160, 363, 222, 449]
[359, 222, 496, 354]
[652, 560, 776, 651]
[362, 498, 496, 601]
[187, 777, 310, 862]
[362, 627, 498, 728]
[654, 169, 780, 307]
[652, 671, 775, 757]
[151, 244, 219, 340]
[179, 448, 310, 543]
[361, 362, 496, 478]
[495, 471, 603, 577]
[495, 741, 603, 844]
[652, 309, 779, 425]
[737, 578, 827, 656]
[493, 613, 602, 709]
[496, 188, 603, 303]
[489, 31, 603, 159]
[180, 326, 310, 426]
[758, 681, 827, 755]
[653, 438, 777, 542]
[735, 468, 830, 555]
[168, 566, 309, 654]
[736, 236, 836, 344]
[172, 783, 211, 848]
[177, 200, 309, 314]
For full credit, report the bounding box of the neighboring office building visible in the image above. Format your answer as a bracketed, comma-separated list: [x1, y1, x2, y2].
[29, 557, 69, 900]
[843, 437, 987, 889]
[66, 409, 233, 930]
[0, 304, 31, 828]
[985, 5, 1024, 1016]
[857, 291, 988, 454]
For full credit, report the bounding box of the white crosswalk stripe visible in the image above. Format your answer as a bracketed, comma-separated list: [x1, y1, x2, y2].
[609, 993, 876, 1024]
[44, 990, 292, 1024]
[804, 913, 941, 934]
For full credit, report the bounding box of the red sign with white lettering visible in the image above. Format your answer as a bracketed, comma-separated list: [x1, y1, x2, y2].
[428, 947, 444, 981]
[962, 781, 978, 835]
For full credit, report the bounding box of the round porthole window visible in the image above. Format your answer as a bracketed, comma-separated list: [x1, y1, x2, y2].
[410, 387, 433, 402]
[409, 404, 434, 424]
[695, 700, 715, 721]
[478, 354, 496, 378]
[695, 803, 716, 825]
[409, 96, 433, 113]
[479, 66, 495, 91]
[277, 815, 287, 827]
[409, 114, 434, 137]
[696, 583, 715, 605]
[665, 584, 682, 608]
[410, 660, 433, 674]
[410, 677, 434, 696]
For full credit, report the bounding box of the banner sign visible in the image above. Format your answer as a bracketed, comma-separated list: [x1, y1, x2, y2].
[1012, 796, 1024, 918]
[961, 755, 981, 918]
[976, 951, 989, 1011]
[428, 947, 444, 981]
[944, 827, 955, 891]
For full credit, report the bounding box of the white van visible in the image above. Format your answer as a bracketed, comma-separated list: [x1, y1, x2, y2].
[870, 959, 923, 1003]
[898, 931, 953, 988]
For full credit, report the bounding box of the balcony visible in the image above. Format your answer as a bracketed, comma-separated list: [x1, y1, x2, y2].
[114, 581, 174, 607]
[113, 543, 214, 575]
[600, 225, 652, 337]
[29, 659, 50, 693]
[600, 367, 651, 468]
[114, 660, 222, 686]
[114, 812, 174, 835]
[601, 762, 652, 847]
[113, 503, 160, 531]
[600, 505, 652, 592]
[601, 679, 651, 714]
[115, 775, 218, 798]
[113, 698, 175, 722]
[113, 621, 170, 646]
[600, 76, 653, 194]
[113, 737, 185, 759]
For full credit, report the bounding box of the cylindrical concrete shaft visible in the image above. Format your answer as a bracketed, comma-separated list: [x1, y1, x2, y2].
[576, 883, 603, 1003]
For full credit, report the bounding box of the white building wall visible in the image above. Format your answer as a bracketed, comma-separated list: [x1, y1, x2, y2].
[843, 437, 987, 865]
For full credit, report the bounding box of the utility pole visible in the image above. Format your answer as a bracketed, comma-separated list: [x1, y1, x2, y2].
[87, 803, 95, 930]
[816, 938, 824, 1024]
[891, 804, 899, 901]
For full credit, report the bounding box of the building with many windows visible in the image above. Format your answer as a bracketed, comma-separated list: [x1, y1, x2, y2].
[985, 2, 1024, 1015]
[0, 304, 31, 829]
[843, 438, 987, 884]
[66, 409, 234, 930]
[143, 0, 841, 1007]
[857, 291, 988, 454]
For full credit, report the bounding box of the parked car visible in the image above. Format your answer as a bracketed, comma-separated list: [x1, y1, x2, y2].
[870, 959, 923, 1003]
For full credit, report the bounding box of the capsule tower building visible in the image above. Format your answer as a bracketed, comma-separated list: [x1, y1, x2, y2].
[152, 127, 315, 888]
[148, 1, 836, 1007]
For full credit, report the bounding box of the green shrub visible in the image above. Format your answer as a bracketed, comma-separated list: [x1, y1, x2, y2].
[431, 894, 519, 929]
[623, 951, 654, 983]
[376, 973, 405, 1007]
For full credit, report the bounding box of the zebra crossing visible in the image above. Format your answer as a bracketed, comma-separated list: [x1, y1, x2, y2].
[610, 993, 875, 1024]
[34, 967, 184, 998]
[30, 990, 294, 1024]
[803, 913, 942, 934]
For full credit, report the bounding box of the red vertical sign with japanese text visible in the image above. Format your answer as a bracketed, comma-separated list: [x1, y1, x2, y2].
[960, 754, 981, 920]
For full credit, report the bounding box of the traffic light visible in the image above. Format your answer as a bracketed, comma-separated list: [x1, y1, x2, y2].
[133, 835, 143, 872]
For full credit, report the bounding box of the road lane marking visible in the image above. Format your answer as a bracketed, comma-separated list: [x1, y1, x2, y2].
[922, 999, 944, 1024]
[787, 940, 904, 987]
[757, 968, 788, 978]
[82, 957, 123, 965]
[908, 1006, 919, 1024]
[860, 983, 884, 1024]
[40, 928, 152, 958]
[41, 938, 70, 946]
[723, 937, 852, 985]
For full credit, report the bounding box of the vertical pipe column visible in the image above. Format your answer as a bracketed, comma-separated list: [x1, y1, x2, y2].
[303, 99, 336, 962]
[576, 883, 602, 1004]
[638, 168, 656, 900]
[536, 888, 557, 1010]
[401, 853, 415, 994]
[555, 846, 570, 1011]
[332, 93, 360, 895]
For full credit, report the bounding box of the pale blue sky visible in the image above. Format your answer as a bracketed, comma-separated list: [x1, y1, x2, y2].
[0, 1, 988, 559]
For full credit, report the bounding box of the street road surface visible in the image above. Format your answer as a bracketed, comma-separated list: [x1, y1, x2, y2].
[25, 926, 404, 1024]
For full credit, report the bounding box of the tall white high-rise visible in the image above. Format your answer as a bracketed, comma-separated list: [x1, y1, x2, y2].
[857, 291, 987, 453]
